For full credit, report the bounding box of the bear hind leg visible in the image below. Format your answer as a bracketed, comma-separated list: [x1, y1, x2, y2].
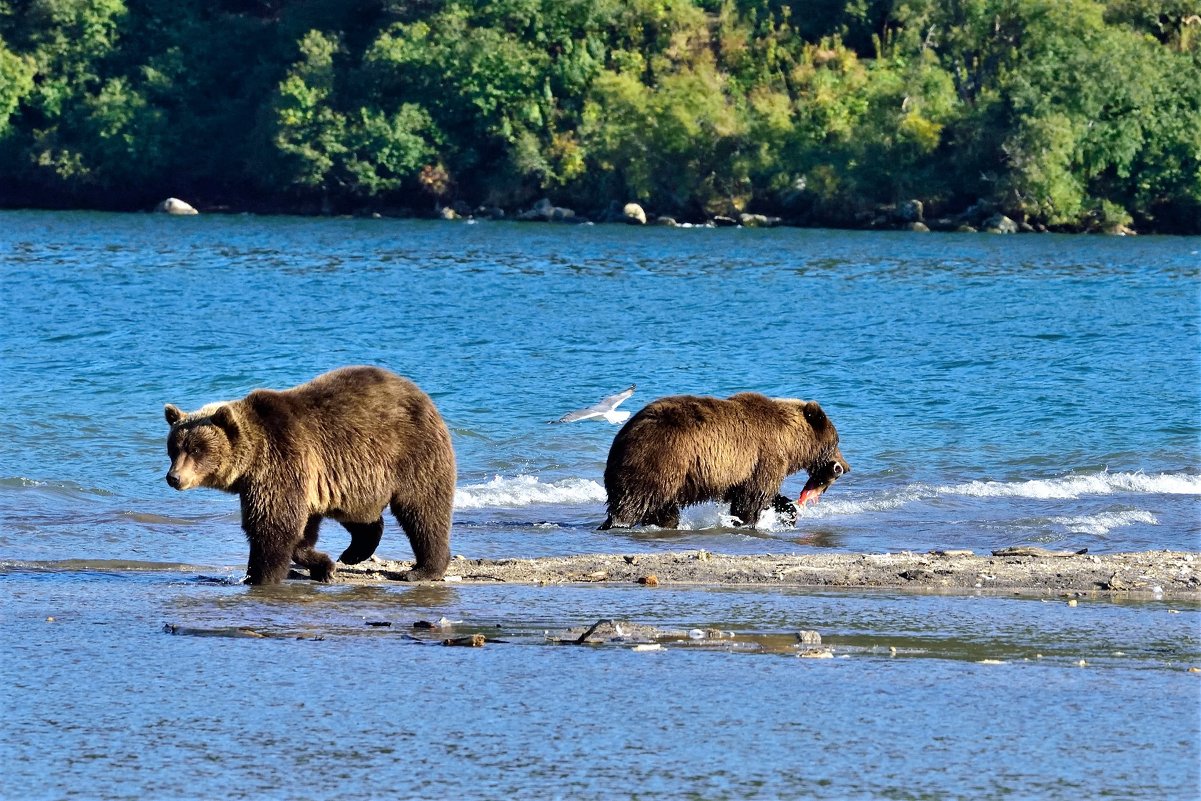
[390, 500, 450, 581]
[291, 515, 335, 582]
[599, 510, 632, 530]
[338, 518, 384, 565]
[599, 494, 645, 530]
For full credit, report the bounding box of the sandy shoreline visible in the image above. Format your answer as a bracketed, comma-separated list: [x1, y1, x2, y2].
[333, 549, 1201, 600]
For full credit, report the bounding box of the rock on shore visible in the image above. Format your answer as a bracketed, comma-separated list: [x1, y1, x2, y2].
[155, 197, 198, 215]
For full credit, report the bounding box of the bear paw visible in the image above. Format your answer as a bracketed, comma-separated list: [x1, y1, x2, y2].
[308, 559, 336, 583]
[401, 566, 445, 582]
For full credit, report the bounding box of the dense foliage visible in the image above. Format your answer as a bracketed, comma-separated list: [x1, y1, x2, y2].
[1, 0, 1198, 231]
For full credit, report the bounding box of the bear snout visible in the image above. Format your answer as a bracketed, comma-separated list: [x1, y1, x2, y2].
[166, 470, 183, 490]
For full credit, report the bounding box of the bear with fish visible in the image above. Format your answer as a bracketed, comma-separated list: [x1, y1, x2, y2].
[164, 367, 847, 584]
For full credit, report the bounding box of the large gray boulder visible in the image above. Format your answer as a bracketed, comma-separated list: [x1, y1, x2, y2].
[983, 213, 1019, 234]
[155, 197, 198, 215]
[738, 213, 781, 228]
[517, 197, 581, 223]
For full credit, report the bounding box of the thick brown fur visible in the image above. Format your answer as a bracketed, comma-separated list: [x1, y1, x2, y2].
[164, 366, 455, 584]
[600, 392, 849, 530]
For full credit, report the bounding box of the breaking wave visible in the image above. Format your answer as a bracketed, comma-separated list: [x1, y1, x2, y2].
[454, 475, 606, 509]
[940, 471, 1201, 500]
[451, 471, 1197, 518]
[804, 470, 1199, 518]
[1047, 510, 1159, 537]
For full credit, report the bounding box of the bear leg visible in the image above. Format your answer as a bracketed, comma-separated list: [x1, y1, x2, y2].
[292, 515, 335, 582]
[771, 494, 798, 526]
[390, 500, 450, 581]
[727, 488, 770, 528]
[643, 504, 680, 529]
[599, 495, 642, 530]
[246, 541, 296, 584]
[338, 518, 385, 565]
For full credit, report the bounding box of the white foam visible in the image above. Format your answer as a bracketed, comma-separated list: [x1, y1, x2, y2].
[1048, 510, 1159, 537]
[677, 503, 795, 532]
[448, 470, 1198, 523]
[792, 471, 1196, 523]
[940, 471, 1201, 500]
[796, 488, 925, 518]
[454, 475, 605, 509]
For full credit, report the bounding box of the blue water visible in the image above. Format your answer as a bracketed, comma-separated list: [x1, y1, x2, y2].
[1, 211, 1197, 564]
[2, 211, 1199, 799]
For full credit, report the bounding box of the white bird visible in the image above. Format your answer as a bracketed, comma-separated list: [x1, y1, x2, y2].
[549, 384, 636, 424]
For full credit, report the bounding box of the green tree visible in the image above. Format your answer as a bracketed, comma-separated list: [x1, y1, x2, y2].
[0, 0, 1195, 230]
[267, 29, 437, 204]
[0, 36, 35, 134]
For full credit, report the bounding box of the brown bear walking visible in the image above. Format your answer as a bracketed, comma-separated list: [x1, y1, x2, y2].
[600, 392, 849, 530]
[164, 366, 455, 584]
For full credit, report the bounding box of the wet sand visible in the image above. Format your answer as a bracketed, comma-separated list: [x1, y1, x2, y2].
[334, 549, 1201, 600]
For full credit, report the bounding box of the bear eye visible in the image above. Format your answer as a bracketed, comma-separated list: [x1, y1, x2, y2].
[832, 462, 844, 477]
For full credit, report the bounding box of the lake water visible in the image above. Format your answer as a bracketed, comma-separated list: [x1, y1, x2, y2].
[2, 211, 1199, 799]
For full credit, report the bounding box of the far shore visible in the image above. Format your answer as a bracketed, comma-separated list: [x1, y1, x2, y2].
[330, 549, 1201, 601]
[0, 201, 1165, 236]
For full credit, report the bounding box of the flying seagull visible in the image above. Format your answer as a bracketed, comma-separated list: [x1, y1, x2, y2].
[549, 385, 636, 424]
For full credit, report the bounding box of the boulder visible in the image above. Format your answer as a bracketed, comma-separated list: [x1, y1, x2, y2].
[712, 215, 738, 227]
[517, 197, 580, 223]
[155, 197, 198, 215]
[517, 198, 553, 221]
[906, 221, 930, 232]
[738, 213, 781, 228]
[438, 206, 459, 220]
[652, 216, 678, 227]
[622, 202, 647, 225]
[983, 213, 1018, 234]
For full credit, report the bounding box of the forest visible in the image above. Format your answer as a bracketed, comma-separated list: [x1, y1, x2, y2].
[1, 0, 1198, 232]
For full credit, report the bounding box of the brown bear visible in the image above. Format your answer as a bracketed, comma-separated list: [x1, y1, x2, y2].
[599, 392, 849, 530]
[164, 366, 455, 584]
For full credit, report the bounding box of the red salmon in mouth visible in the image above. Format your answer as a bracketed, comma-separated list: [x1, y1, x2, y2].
[797, 457, 849, 506]
[798, 476, 825, 507]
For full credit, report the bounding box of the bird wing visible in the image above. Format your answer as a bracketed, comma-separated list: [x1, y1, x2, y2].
[548, 384, 636, 423]
[550, 407, 603, 424]
[596, 384, 636, 411]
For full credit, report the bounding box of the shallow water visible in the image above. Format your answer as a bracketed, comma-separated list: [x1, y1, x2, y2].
[1, 211, 1199, 798]
[5, 566, 1200, 800]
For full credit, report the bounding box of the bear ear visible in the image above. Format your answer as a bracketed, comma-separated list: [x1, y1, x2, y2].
[164, 404, 185, 426]
[801, 401, 831, 434]
[210, 405, 240, 439]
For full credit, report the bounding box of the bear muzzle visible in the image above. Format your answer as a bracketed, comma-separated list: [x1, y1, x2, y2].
[165, 466, 200, 490]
